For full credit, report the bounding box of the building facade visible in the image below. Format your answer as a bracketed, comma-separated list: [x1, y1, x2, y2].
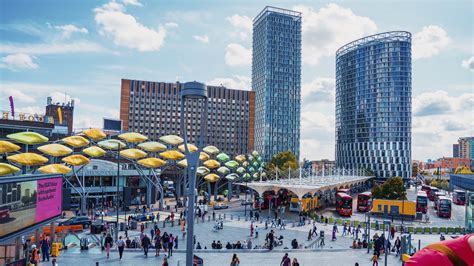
[45, 96, 75, 134]
[311, 159, 335, 173]
[433, 157, 470, 171]
[335, 31, 412, 180]
[458, 137, 474, 159]
[252, 6, 302, 161]
[120, 79, 255, 157]
[453, 144, 459, 158]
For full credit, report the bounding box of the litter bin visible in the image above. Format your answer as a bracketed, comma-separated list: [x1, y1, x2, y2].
[51, 242, 60, 257]
[119, 222, 126, 231]
[90, 222, 104, 234]
[130, 220, 138, 230]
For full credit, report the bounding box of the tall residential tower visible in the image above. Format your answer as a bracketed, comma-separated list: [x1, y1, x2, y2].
[252, 6, 302, 161]
[335, 31, 412, 180]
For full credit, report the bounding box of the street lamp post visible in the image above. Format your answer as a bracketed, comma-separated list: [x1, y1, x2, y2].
[180, 81, 208, 266]
[116, 142, 121, 241]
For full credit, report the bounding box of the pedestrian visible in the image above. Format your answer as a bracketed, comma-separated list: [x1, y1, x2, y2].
[255, 211, 260, 221]
[395, 237, 401, 255]
[250, 223, 254, 237]
[343, 223, 347, 236]
[162, 255, 169, 266]
[280, 253, 291, 266]
[308, 229, 313, 241]
[40, 235, 51, 262]
[332, 224, 338, 241]
[104, 233, 113, 259]
[30, 244, 39, 266]
[255, 226, 259, 238]
[142, 234, 151, 257]
[292, 258, 300, 266]
[390, 226, 395, 239]
[168, 234, 174, 257]
[174, 234, 178, 249]
[51, 258, 58, 266]
[371, 251, 379, 266]
[116, 236, 125, 260]
[171, 212, 175, 226]
[231, 253, 240, 266]
[155, 234, 162, 257]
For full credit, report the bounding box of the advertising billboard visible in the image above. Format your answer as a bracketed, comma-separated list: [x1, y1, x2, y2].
[0, 177, 62, 240]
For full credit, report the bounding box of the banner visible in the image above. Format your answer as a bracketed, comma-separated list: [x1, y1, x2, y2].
[8, 96, 14, 118]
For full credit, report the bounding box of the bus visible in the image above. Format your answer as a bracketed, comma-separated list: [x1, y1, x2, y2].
[437, 196, 452, 218]
[433, 191, 445, 210]
[452, 190, 466, 205]
[427, 187, 439, 201]
[416, 191, 428, 213]
[337, 188, 350, 195]
[357, 192, 372, 212]
[336, 192, 352, 216]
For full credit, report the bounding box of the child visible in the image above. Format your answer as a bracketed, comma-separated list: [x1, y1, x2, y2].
[371, 251, 379, 266]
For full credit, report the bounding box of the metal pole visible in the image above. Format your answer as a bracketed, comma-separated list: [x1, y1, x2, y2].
[244, 179, 248, 217]
[367, 212, 371, 253]
[116, 143, 121, 241]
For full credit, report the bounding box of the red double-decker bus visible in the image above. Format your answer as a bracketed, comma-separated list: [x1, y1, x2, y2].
[437, 196, 452, 218]
[336, 192, 352, 216]
[337, 188, 350, 195]
[357, 192, 371, 212]
[416, 191, 428, 213]
[453, 190, 466, 205]
[427, 187, 439, 201]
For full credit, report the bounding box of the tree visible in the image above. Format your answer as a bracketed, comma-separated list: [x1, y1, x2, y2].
[371, 176, 407, 200]
[412, 163, 419, 177]
[267, 150, 298, 171]
[430, 179, 438, 188]
[455, 167, 473, 174]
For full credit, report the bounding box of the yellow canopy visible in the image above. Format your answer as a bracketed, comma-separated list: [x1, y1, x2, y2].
[83, 128, 106, 141]
[62, 154, 90, 166]
[204, 173, 220, 182]
[203, 145, 219, 155]
[38, 164, 72, 174]
[120, 148, 147, 159]
[82, 146, 107, 157]
[178, 143, 198, 153]
[62, 135, 90, 148]
[159, 135, 183, 145]
[177, 159, 188, 168]
[0, 140, 21, 153]
[159, 150, 185, 160]
[137, 157, 167, 168]
[7, 153, 48, 166]
[199, 152, 210, 161]
[7, 131, 49, 145]
[38, 143, 73, 157]
[98, 139, 126, 150]
[138, 141, 167, 152]
[197, 166, 210, 176]
[0, 163, 21, 176]
[118, 132, 148, 143]
[235, 154, 246, 163]
[203, 159, 220, 169]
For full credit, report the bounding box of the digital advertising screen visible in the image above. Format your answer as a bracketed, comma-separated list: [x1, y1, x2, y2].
[0, 177, 62, 240]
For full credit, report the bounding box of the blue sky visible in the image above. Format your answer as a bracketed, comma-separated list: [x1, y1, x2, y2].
[0, 0, 473, 161]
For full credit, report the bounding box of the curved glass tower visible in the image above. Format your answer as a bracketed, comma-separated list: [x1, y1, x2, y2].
[335, 31, 412, 180]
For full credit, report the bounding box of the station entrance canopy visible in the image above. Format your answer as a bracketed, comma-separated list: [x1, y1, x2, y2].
[237, 174, 373, 199]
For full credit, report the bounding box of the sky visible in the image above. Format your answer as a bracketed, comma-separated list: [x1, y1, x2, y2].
[0, 0, 473, 162]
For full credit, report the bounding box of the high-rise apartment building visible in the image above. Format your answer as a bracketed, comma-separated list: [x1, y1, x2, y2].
[120, 79, 255, 157]
[335, 31, 412, 180]
[252, 6, 302, 161]
[453, 144, 459, 158]
[458, 137, 474, 159]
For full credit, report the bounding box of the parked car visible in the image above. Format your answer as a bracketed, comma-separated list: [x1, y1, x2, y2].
[213, 203, 229, 210]
[164, 191, 175, 198]
[59, 216, 92, 228]
[0, 206, 10, 221]
[131, 212, 155, 222]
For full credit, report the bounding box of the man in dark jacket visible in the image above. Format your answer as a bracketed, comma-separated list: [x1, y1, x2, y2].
[142, 234, 151, 257]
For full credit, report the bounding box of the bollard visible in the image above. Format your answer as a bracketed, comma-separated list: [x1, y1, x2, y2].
[292, 221, 295, 227]
[231, 214, 233, 220]
[96, 262, 99, 266]
[219, 214, 222, 220]
[245, 217, 248, 222]
[238, 216, 240, 221]
[208, 216, 210, 222]
[224, 213, 226, 219]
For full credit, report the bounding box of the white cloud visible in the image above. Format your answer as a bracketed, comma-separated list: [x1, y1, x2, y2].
[300, 110, 335, 160]
[301, 78, 335, 107]
[94, 1, 169, 52]
[225, 43, 251, 66]
[1, 53, 38, 70]
[49, 91, 81, 105]
[0, 41, 104, 55]
[193, 35, 209, 44]
[0, 88, 36, 103]
[412, 90, 474, 160]
[461, 56, 474, 70]
[207, 75, 251, 90]
[53, 24, 88, 39]
[122, 0, 142, 6]
[227, 14, 252, 40]
[293, 4, 377, 65]
[412, 25, 451, 60]
[165, 22, 178, 28]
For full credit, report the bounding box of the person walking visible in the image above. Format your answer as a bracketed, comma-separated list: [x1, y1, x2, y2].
[292, 258, 300, 266]
[230, 253, 240, 266]
[332, 224, 338, 241]
[155, 234, 162, 257]
[174, 234, 178, 249]
[255, 226, 259, 238]
[167, 234, 174, 257]
[280, 253, 291, 266]
[394, 236, 401, 255]
[104, 233, 114, 259]
[40, 235, 51, 262]
[342, 223, 347, 236]
[142, 234, 151, 257]
[116, 236, 125, 260]
[30, 244, 39, 266]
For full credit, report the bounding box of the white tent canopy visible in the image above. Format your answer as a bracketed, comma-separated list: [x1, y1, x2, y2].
[238, 174, 372, 200]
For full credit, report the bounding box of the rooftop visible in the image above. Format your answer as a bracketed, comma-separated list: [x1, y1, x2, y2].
[254, 6, 301, 23]
[336, 31, 411, 57]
